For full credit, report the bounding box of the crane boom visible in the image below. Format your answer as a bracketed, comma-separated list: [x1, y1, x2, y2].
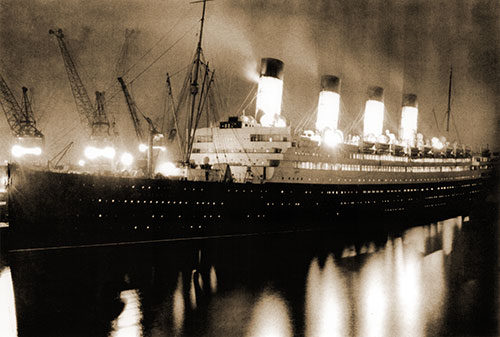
[115, 29, 135, 78]
[117, 77, 145, 143]
[49, 28, 110, 138]
[0, 75, 43, 138]
[117, 77, 162, 177]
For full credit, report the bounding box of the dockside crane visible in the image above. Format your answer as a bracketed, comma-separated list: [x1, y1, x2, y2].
[115, 29, 135, 78]
[49, 28, 116, 166]
[49, 29, 111, 140]
[0, 75, 44, 160]
[117, 77, 146, 144]
[106, 29, 136, 140]
[117, 76, 162, 176]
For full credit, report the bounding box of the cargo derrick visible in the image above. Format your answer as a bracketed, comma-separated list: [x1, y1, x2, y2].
[0, 76, 44, 161]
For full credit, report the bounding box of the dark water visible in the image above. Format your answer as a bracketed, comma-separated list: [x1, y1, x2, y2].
[0, 206, 498, 337]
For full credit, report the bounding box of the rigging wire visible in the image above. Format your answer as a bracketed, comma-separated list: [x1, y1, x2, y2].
[294, 105, 316, 134]
[342, 100, 362, 137]
[432, 108, 440, 133]
[346, 112, 364, 137]
[383, 106, 400, 133]
[49, 119, 81, 147]
[101, 21, 199, 110]
[451, 114, 461, 144]
[169, 65, 190, 79]
[234, 83, 257, 116]
[212, 81, 226, 121]
[104, 9, 194, 96]
[128, 22, 199, 86]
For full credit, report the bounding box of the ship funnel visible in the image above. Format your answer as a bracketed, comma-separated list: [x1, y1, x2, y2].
[316, 75, 341, 132]
[256, 58, 285, 127]
[400, 94, 418, 147]
[363, 86, 385, 139]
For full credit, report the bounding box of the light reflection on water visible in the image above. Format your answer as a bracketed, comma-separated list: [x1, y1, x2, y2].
[246, 290, 292, 337]
[305, 255, 348, 337]
[359, 250, 389, 337]
[394, 237, 422, 337]
[209, 266, 217, 294]
[422, 250, 446, 334]
[173, 272, 185, 335]
[110, 289, 143, 337]
[0, 267, 17, 337]
[2, 214, 497, 336]
[190, 269, 198, 310]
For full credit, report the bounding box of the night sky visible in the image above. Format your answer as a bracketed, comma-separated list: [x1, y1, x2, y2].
[0, 0, 498, 162]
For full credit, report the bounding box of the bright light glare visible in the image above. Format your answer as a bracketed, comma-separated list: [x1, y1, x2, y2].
[153, 145, 166, 152]
[138, 144, 148, 152]
[259, 113, 274, 127]
[363, 100, 385, 139]
[11, 146, 23, 158]
[78, 160, 85, 167]
[157, 162, 181, 176]
[103, 147, 115, 158]
[120, 152, 134, 166]
[323, 129, 343, 148]
[11, 145, 42, 157]
[139, 144, 166, 152]
[84, 146, 98, 159]
[400, 106, 418, 146]
[84, 146, 116, 160]
[431, 137, 443, 150]
[316, 91, 340, 132]
[0, 176, 6, 193]
[256, 76, 283, 127]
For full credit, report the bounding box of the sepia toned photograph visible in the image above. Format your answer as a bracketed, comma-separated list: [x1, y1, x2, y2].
[0, 0, 498, 336]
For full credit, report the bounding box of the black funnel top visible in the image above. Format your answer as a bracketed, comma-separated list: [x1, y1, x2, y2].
[367, 86, 384, 102]
[320, 75, 341, 94]
[402, 93, 418, 107]
[260, 58, 284, 80]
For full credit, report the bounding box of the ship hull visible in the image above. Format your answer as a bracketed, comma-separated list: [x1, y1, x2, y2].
[5, 165, 487, 250]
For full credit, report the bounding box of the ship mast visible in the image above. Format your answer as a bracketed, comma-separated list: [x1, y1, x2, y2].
[446, 66, 452, 133]
[184, 0, 209, 165]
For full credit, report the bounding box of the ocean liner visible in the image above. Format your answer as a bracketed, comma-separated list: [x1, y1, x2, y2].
[0, 2, 496, 251]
